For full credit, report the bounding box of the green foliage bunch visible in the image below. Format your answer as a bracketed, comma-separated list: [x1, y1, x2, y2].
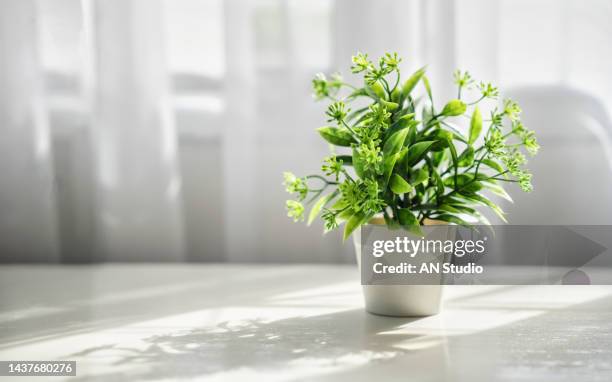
[284, 52, 539, 240]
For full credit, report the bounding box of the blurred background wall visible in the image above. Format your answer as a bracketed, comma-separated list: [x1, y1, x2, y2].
[1, 0, 611, 263]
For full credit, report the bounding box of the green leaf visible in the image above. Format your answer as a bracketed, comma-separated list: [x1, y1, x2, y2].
[390, 174, 413, 194]
[379, 99, 399, 111]
[337, 208, 354, 221]
[307, 191, 338, 225]
[444, 174, 472, 187]
[343, 212, 370, 241]
[365, 80, 387, 100]
[352, 147, 366, 178]
[432, 150, 447, 167]
[447, 138, 459, 173]
[346, 88, 368, 100]
[335, 155, 352, 166]
[382, 149, 405, 186]
[432, 170, 445, 196]
[485, 183, 513, 202]
[410, 168, 429, 186]
[468, 106, 482, 145]
[457, 146, 475, 167]
[401, 67, 426, 97]
[390, 88, 401, 103]
[446, 203, 477, 215]
[444, 174, 482, 193]
[441, 99, 467, 116]
[331, 197, 349, 210]
[383, 128, 409, 158]
[317, 126, 356, 147]
[481, 158, 506, 177]
[462, 193, 507, 222]
[385, 116, 416, 140]
[475, 212, 493, 226]
[429, 130, 454, 151]
[397, 209, 422, 235]
[407, 120, 418, 145]
[422, 75, 433, 102]
[432, 214, 472, 227]
[460, 182, 483, 194]
[437, 204, 461, 214]
[404, 141, 435, 166]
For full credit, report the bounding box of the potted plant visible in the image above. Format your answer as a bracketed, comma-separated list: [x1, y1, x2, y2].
[283, 52, 539, 316]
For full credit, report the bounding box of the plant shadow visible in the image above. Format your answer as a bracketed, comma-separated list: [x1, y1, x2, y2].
[68, 309, 431, 381]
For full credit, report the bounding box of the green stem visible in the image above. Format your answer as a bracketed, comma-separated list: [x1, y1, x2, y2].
[391, 70, 401, 93]
[467, 95, 485, 105]
[341, 120, 361, 142]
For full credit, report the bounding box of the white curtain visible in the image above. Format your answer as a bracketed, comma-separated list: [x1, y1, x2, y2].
[0, 0, 611, 262]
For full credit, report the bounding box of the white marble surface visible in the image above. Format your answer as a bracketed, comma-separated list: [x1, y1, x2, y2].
[1, 264, 612, 381]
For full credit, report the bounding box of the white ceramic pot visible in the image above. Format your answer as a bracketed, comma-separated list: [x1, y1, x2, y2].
[353, 217, 447, 317]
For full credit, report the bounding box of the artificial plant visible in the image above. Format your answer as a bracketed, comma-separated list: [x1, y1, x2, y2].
[283, 52, 539, 240]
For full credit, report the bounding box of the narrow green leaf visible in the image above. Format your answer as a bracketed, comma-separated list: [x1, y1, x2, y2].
[441, 99, 467, 116]
[337, 208, 354, 221]
[459, 181, 483, 194]
[432, 214, 472, 227]
[331, 197, 348, 210]
[404, 141, 435, 166]
[346, 88, 368, 100]
[390, 174, 413, 194]
[432, 150, 447, 167]
[437, 204, 461, 214]
[397, 209, 422, 235]
[468, 106, 482, 145]
[429, 130, 454, 151]
[343, 212, 370, 241]
[410, 168, 429, 186]
[401, 67, 426, 97]
[317, 126, 356, 147]
[422, 75, 433, 102]
[447, 139, 459, 173]
[432, 170, 445, 196]
[385, 116, 416, 140]
[481, 158, 506, 177]
[383, 128, 409, 158]
[365, 80, 387, 100]
[382, 150, 405, 186]
[463, 193, 507, 222]
[443, 173, 472, 186]
[485, 183, 514, 202]
[447, 203, 477, 215]
[457, 146, 475, 167]
[407, 120, 418, 145]
[307, 191, 338, 225]
[390, 88, 401, 103]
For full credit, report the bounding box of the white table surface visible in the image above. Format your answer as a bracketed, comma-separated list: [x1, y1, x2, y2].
[1, 264, 612, 381]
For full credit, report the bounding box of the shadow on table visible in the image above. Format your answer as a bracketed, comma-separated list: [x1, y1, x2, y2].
[0, 265, 358, 347]
[70, 290, 612, 382]
[67, 309, 435, 382]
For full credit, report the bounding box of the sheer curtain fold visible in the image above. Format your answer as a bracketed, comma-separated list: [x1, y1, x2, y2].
[0, 0, 59, 262]
[1, 0, 612, 262]
[83, 0, 186, 261]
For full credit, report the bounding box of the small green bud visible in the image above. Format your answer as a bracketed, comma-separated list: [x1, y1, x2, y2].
[441, 99, 467, 116]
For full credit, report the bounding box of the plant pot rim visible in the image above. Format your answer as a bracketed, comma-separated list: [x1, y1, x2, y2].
[367, 216, 448, 226]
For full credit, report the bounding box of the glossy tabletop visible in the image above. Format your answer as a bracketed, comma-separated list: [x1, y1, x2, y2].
[1, 264, 612, 381]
